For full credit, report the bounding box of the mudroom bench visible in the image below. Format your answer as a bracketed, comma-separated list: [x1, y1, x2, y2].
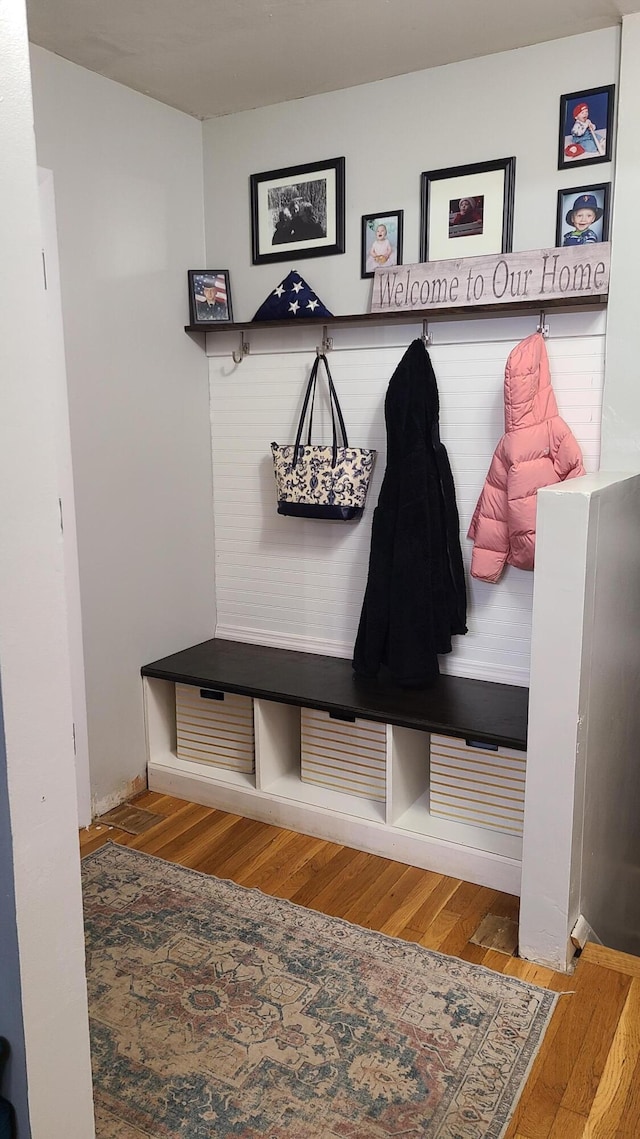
[141, 638, 528, 894]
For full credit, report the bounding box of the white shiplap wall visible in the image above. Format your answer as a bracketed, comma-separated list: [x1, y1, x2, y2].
[209, 312, 604, 685]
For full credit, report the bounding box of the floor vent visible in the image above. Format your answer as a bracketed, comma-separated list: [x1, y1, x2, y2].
[99, 804, 164, 835]
[470, 914, 519, 956]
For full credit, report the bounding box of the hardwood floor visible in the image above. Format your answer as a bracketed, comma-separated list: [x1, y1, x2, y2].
[80, 791, 640, 1138]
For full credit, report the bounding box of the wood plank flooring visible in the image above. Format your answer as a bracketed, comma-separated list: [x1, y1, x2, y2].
[80, 791, 640, 1138]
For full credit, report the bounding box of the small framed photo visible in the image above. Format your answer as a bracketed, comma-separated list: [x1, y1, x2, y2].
[420, 157, 516, 262]
[555, 183, 611, 247]
[188, 270, 233, 325]
[558, 85, 614, 170]
[361, 211, 403, 279]
[250, 157, 345, 265]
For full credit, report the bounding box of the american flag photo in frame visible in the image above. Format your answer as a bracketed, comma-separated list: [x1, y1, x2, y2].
[188, 270, 233, 326]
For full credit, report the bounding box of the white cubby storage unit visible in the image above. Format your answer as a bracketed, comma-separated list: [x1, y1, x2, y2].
[144, 646, 526, 894]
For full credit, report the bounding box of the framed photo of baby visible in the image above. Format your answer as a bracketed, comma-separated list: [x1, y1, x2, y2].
[361, 211, 403, 279]
[555, 183, 611, 248]
[558, 85, 615, 169]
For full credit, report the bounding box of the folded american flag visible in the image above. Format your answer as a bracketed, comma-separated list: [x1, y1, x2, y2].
[252, 270, 332, 321]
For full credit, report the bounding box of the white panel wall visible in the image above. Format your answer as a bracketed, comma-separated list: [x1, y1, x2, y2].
[29, 47, 216, 814]
[202, 27, 618, 321]
[210, 310, 604, 684]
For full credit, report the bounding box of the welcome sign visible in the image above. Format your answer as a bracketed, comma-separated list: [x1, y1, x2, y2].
[371, 243, 610, 313]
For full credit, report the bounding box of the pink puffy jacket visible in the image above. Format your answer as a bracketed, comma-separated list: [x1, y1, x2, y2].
[468, 332, 585, 582]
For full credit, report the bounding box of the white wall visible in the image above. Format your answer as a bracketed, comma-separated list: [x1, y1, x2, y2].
[519, 472, 640, 969]
[0, 1, 94, 1133]
[601, 13, 640, 470]
[577, 473, 640, 954]
[203, 27, 618, 320]
[38, 166, 92, 827]
[208, 313, 604, 684]
[30, 47, 216, 814]
[202, 28, 615, 682]
[519, 479, 592, 970]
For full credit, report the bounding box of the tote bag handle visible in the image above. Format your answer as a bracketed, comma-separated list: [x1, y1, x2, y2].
[292, 354, 349, 469]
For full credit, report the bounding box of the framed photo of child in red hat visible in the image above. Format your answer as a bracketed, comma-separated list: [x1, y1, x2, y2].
[420, 157, 515, 262]
[558, 85, 614, 170]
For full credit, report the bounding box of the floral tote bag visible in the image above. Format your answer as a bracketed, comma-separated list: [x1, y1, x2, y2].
[271, 354, 376, 521]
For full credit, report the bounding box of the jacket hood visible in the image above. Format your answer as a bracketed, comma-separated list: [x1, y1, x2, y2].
[504, 332, 558, 432]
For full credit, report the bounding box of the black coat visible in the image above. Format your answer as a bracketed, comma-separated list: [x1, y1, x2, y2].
[353, 339, 467, 687]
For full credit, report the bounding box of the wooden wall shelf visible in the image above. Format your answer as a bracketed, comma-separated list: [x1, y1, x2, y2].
[184, 293, 607, 336]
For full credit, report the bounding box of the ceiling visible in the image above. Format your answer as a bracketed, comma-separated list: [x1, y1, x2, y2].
[27, 0, 638, 121]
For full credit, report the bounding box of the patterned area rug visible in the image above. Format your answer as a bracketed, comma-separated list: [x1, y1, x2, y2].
[83, 844, 557, 1139]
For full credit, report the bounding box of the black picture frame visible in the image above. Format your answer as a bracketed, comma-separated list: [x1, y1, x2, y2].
[420, 157, 516, 263]
[360, 211, 404, 279]
[188, 270, 233, 326]
[555, 182, 611, 248]
[558, 85, 615, 171]
[250, 157, 345, 265]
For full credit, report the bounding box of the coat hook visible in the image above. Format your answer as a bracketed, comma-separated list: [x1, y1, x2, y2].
[316, 325, 333, 355]
[232, 335, 250, 364]
[422, 319, 432, 346]
[537, 311, 549, 338]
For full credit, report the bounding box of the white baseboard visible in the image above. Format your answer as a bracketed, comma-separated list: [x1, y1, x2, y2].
[214, 623, 529, 687]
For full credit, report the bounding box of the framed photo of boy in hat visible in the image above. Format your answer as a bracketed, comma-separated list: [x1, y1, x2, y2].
[188, 270, 233, 326]
[555, 184, 611, 248]
[558, 86, 615, 170]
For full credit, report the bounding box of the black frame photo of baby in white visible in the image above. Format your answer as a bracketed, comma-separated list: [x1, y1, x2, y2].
[360, 211, 404, 279]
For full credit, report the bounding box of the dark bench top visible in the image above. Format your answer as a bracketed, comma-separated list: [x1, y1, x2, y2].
[142, 638, 528, 752]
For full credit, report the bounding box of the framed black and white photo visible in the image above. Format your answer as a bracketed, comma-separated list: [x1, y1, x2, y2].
[361, 211, 403, 279]
[558, 85, 614, 170]
[420, 157, 516, 262]
[188, 270, 233, 326]
[250, 157, 345, 265]
[555, 183, 611, 248]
